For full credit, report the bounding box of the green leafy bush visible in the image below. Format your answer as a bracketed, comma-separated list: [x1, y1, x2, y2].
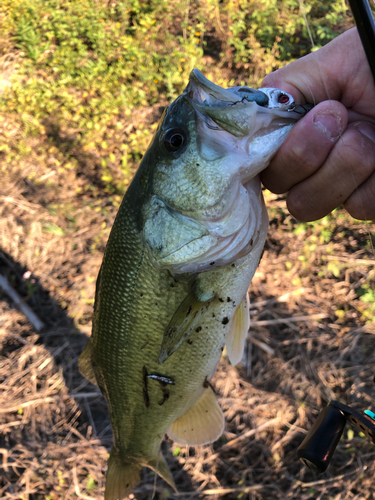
[0, 0, 351, 195]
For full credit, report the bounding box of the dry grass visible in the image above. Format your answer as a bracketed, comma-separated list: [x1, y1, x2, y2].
[1, 146, 375, 500]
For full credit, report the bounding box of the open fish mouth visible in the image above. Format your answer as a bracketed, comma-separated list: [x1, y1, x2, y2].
[185, 68, 312, 136]
[143, 70, 313, 275]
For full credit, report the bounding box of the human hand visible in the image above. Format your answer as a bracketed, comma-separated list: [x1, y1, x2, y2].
[261, 28, 375, 222]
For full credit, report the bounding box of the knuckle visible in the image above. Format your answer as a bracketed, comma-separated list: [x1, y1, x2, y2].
[344, 173, 375, 220]
[338, 128, 375, 176]
[287, 186, 316, 222]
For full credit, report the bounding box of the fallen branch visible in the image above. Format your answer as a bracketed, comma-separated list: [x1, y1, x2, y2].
[247, 335, 275, 355]
[203, 417, 281, 464]
[0, 274, 45, 332]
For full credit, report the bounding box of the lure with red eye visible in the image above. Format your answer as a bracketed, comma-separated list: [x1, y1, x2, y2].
[278, 94, 290, 104]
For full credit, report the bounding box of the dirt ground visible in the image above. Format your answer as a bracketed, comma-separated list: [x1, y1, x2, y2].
[1, 113, 375, 500]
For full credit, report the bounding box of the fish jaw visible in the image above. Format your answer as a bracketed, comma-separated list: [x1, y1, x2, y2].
[185, 68, 308, 182]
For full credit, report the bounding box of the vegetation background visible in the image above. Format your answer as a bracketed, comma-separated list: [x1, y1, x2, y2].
[1, 1, 375, 499]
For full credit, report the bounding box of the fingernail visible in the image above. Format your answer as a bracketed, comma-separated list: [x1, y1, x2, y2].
[356, 122, 375, 144]
[313, 112, 342, 141]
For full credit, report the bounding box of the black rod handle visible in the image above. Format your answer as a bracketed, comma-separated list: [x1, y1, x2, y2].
[297, 404, 347, 473]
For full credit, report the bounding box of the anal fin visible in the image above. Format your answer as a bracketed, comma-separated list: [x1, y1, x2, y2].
[168, 388, 224, 446]
[225, 294, 250, 366]
[158, 289, 214, 364]
[78, 339, 98, 386]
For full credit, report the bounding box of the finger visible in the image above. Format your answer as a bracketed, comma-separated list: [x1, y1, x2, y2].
[286, 121, 375, 221]
[261, 100, 348, 194]
[261, 28, 368, 106]
[344, 170, 375, 221]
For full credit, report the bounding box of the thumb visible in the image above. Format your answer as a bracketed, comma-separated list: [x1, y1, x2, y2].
[261, 28, 365, 105]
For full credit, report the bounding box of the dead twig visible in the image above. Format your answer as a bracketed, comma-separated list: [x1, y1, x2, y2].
[203, 418, 282, 464]
[0, 196, 38, 213]
[69, 392, 102, 399]
[247, 335, 275, 355]
[325, 255, 375, 265]
[0, 396, 59, 414]
[251, 313, 329, 327]
[72, 466, 97, 500]
[173, 485, 263, 496]
[252, 288, 310, 308]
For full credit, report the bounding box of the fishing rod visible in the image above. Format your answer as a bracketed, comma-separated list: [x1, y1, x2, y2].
[297, 0, 375, 473]
[348, 0, 375, 82]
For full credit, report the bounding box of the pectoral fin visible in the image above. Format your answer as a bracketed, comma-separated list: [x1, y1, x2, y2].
[225, 294, 250, 366]
[78, 340, 98, 386]
[168, 388, 224, 445]
[158, 289, 214, 364]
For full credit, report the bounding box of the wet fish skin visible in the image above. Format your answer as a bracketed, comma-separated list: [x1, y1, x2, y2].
[79, 69, 310, 500]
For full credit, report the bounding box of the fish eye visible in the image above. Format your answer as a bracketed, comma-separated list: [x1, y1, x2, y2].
[278, 93, 290, 105]
[163, 128, 186, 152]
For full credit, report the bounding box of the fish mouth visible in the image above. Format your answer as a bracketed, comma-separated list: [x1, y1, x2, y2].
[184, 68, 311, 137]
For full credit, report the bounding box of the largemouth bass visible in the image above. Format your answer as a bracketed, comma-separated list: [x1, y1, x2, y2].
[79, 69, 311, 500]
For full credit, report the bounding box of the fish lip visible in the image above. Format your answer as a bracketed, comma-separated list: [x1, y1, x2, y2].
[184, 69, 312, 133]
[185, 68, 243, 104]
